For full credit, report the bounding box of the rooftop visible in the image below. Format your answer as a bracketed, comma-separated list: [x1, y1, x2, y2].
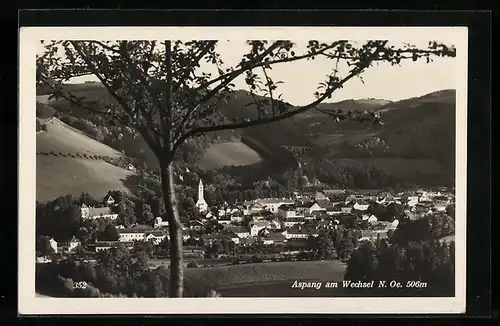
[251, 221, 271, 228]
[287, 227, 318, 234]
[224, 231, 239, 239]
[145, 231, 166, 237]
[257, 198, 295, 204]
[223, 225, 249, 234]
[278, 204, 296, 211]
[265, 233, 287, 241]
[87, 207, 114, 216]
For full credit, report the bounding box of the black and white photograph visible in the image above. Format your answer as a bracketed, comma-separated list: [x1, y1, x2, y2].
[19, 26, 467, 314]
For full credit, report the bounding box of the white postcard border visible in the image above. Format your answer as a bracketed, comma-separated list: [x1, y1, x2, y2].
[18, 26, 468, 315]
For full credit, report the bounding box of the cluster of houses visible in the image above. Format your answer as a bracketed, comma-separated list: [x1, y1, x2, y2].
[37, 182, 454, 263]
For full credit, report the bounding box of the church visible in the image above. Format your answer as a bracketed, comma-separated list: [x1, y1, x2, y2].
[195, 179, 209, 213]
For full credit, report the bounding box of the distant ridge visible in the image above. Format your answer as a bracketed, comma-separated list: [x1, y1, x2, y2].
[36, 83, 456, 186]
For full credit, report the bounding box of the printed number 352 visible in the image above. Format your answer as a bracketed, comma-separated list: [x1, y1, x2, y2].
[73, 281, 88, 289]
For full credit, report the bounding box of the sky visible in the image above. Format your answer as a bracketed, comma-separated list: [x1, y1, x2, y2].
[38, 39, 457, 106]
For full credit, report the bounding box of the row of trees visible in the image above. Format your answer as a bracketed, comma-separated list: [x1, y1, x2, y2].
[36, 245, 214, 298]
[305, 227, 361, 261]
[390, 212, 455, 246]
[345, 238, 454, 296]
[344, 212, 455, 296]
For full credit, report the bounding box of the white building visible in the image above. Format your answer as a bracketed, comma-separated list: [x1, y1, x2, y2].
[145, 230, 167, 245]
[250, 221, 271, 236]
[80, 204, 118, 220]
[217, 216, 232, 225]
[230, 215, 245, 223]
[353, 201, 370, 211]
[223, 225, 250, 238]
[368, 215, 378, 223]
[95, 241, 134, 252]
[340, 206, 353, 214]
[195, 179, 209, 213]
[277, 204, 303, 219]
[228, 232, 241, 244]
[433, 196, 451, 211]
[256, 198, 295, 213]
[283, 227, 318, 240]
[49, 238, 58, 254]
[104, 195, 116, 206]
[57, 236, 81, 253]
[118, 228, 147, 242]
[154, 216, 169, 228]
[419, 192, 432, 203]
[284, 217, 306, 228]
[308, 202, 324, 214]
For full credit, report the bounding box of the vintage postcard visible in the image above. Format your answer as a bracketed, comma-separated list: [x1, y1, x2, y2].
[18, 26, 467, 314]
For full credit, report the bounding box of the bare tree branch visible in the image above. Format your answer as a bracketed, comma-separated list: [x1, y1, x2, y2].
[118, 41, 165, 145]
[172, 41, 285, 142]
[173, 41, 218, 93]
[87, 41, 121, 54]
[69, 42, 132, 115]
[164, 40, 173, 148]
[67, 41, 162, 155]
[193, 41, 284, 107]
[38, 76, 130, 126]
[173, 41, 392, 154]
[191, 41, 343, 95]
[261, 66, 276, 116]
[172, 66, 362, 155]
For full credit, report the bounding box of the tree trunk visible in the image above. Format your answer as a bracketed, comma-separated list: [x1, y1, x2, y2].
[160, 159, 184, 297]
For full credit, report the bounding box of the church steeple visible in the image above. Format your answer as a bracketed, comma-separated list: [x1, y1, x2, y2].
[196, 179, 208, 213]
[198, 179, 204, 201]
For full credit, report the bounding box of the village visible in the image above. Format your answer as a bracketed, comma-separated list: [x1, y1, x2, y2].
[38, 178, 455, 267]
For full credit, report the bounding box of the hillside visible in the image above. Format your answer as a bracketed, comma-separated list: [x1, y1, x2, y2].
[36, 155, 135, 203]
[216, 90, 316, 148]
[375, 89, 456, 168]
[198, 141, 263, 170]
[304, 98, 392, 118]
[37, 83, 456, 187]
[36, 86, 279, 169]
[36, 112, 137, 202]
[305, 90, 455, 185]
[303, 90, 455, 157]
[37, 118, 123, 158]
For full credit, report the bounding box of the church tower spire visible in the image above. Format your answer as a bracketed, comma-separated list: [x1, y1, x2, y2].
[198, 179, 204, 201]
[195, 179, 208, 213]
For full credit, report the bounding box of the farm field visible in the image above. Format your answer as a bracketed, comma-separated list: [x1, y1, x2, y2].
[182, 260, 347, 297]
[198, 141, 263, 170]
[36, 155, 135, 202]
[217, 280, 345, 297]
[36, 118, 123, 158]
